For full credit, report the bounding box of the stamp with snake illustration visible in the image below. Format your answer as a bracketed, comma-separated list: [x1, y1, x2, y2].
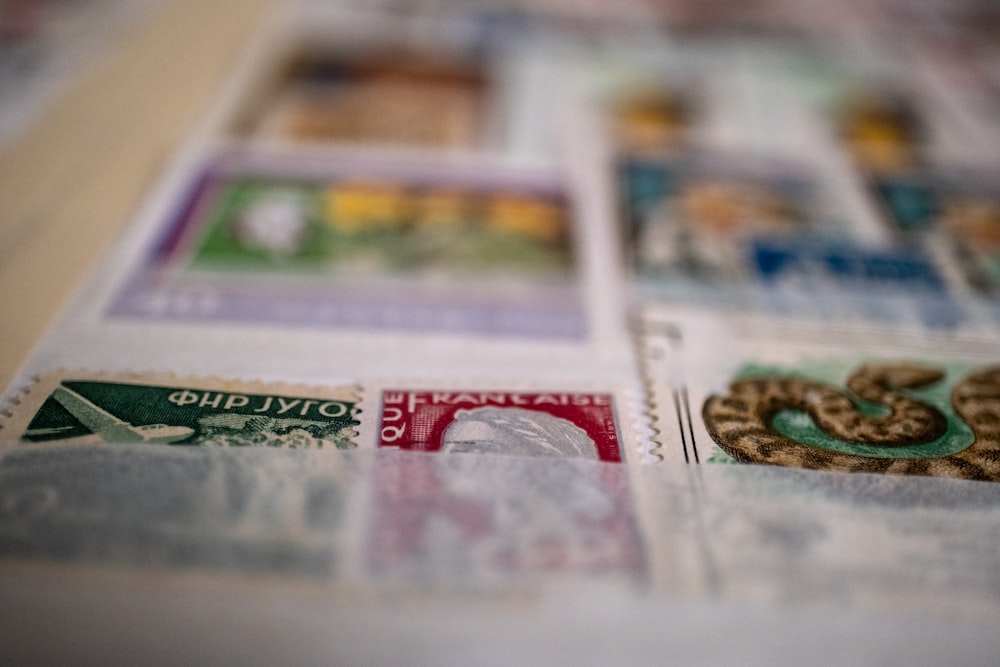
[702, 362, 1000, 481]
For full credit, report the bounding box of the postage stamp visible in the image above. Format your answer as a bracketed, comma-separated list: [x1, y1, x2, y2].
[1, 371, 359, 449]
[107, 151, 586, 338]
[359, 384, 652, 463]
[228, 45, 494, 150]
[617, 150, 964, 329]
[618, 153, 826, 287]
[641, 313, 1000, 482]
[607, 80, 697, 158]
[868, 168, 1000, 302]
[835, 90, 928, 175]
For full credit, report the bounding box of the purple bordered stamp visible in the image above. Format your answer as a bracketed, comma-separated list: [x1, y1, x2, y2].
[368, 388, 637, 463]
[108, 152, 586, 339]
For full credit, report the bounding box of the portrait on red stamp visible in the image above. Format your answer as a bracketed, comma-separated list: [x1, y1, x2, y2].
[376, 390, 624, 462]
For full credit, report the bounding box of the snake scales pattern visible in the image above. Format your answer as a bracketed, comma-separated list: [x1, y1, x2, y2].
[702, 363, 1000, 482]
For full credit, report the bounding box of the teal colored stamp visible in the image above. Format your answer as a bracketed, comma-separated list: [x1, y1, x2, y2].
[3, 372, 358, 449]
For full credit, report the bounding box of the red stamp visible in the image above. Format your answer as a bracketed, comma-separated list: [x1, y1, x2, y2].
[377, 390, 623, 462]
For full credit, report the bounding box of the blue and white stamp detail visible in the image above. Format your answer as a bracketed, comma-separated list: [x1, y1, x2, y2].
[620, 154, 824, 287]
[108, 152, 586, 339]
[748, 237, 963, 329]
[617, 153, 965, 329]
[870, 169, 1000, 298]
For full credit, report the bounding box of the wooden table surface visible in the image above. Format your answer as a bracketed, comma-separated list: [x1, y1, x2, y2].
[0, 0, 274, 391]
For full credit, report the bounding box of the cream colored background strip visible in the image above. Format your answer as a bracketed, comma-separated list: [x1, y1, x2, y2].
[0, 0, 276, 391]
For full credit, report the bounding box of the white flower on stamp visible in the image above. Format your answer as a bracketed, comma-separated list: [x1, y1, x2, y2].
[233, 189, 311, 256]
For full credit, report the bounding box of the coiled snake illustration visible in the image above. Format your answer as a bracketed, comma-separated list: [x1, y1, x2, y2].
[702, 363, 1000, 482]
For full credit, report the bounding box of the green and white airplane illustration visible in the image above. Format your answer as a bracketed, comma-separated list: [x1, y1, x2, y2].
[24, 385, 194, 444]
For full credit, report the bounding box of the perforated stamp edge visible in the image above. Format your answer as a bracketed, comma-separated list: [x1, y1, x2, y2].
[0, 369, 360, 450]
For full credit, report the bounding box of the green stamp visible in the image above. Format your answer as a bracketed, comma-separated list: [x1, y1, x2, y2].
[2, 372, 358, 449]
[701, 359, 1000, 482]
[187, 178, 575, 278]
